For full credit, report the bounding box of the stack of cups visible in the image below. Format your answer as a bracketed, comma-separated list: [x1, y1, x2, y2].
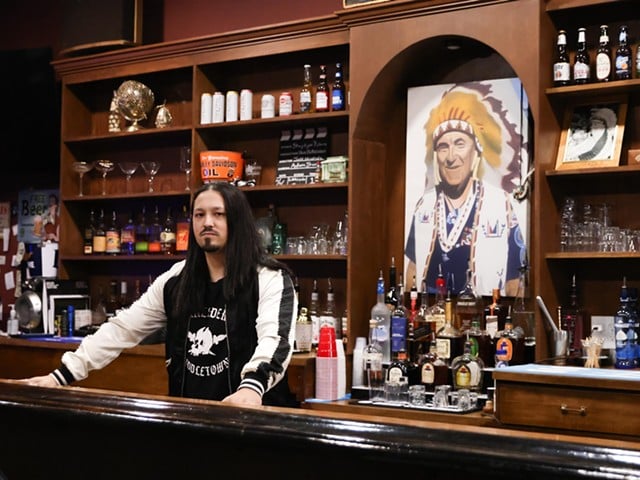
[315, 324, 339, 400]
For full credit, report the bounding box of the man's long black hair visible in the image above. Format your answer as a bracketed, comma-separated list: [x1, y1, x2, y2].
[170, 181, 291, 320]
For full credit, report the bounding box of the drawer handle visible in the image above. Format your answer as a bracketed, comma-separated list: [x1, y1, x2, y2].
[560, 404, 587, 416]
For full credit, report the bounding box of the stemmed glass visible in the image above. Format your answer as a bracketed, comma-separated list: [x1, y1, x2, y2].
[141, 160, 161, 192]
[118, 161, 140, 193]
[179, 147, 192, 191]
[71, 161, 94, 197]
[94, 159, 115, 196]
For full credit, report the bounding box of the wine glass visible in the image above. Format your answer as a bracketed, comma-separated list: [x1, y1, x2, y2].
[118, 161, 140, 193]
[141, 160, 161, 192]
[179, 147, 192, 191]
[94, 159, 115, 196]
[71, 161, 94, 197]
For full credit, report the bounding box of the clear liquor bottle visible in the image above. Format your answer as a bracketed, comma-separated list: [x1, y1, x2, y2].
[451, 335, 485, 392]
[364, 318, 384, 401]
[319, 277, 339, 338]
[371, 270, 391, 363]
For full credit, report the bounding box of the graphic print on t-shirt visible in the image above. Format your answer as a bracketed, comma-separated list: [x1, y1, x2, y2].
[183, 299, 231, 399]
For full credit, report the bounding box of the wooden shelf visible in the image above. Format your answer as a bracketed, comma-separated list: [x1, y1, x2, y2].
[546, 163, 640, 177]
[546, 252, 640, 260]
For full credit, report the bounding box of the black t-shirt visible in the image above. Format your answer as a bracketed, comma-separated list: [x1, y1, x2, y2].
[182, 280, 231, 400]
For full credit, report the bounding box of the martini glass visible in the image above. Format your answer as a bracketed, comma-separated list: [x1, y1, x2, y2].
[179, 147, 192, 191]
[71, 161, 94, 197]
[118, 161, 140, 193]
[95, 159, 115, 196]
[141, 160, 161, 192]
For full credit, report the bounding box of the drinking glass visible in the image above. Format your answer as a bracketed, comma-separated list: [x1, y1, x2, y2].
[118, 161, 139, 193]
[141, 160, 161, 192]
[179, 147, 192, 191]
[94, 159, 115, 196]
[71, 161, 94, 197]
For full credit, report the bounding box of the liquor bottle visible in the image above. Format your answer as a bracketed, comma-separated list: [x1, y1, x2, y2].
[614, 25, 631, 80]
[455, 267, 482, 333]
[483, 287, 506, 337]
[160, 206, 176, 254]
[390, 283, 408, 357]
[413, 278, 432, 350]
[595, 25, 611, 82]
[408, 275, 419, 326]
[147, 205, 162, 253]
[83, 209, 96, 255]
[553, 29, 571, 86]
[495, 309, 525, 367]
[255, 203, 276, 253]
[175, 204, 190, 253]
[614, 277, 636, 369]
[314, 64, 329, 113]
[636, 43, 640, 79]
[425, 267, 447, 339]
[436, 291, 463, 365]
[511, 262, 536, 364]
[299, 64, 313, 113]
[363, 318, 384, 401]
[309, 279, 321, 347]
[271, 221, 286, 255]
[451, 335, 485, 392]
[106, 279, 121, 318]
[371, 270, 392, 363]
[386, 349, 408, 386]
[559, 274, 590, 357]
[295, 307, 313, 353]
[92, 209, 106, 255]
[331, 62, 346, 111]
[319, 278, 339, 337]
[418, 338, 449, 391]
[120, 211, 136, 255]
[134, 207, 149, 254]
[405, 321, 421, 385]
[385, 256, 398, 310]
[119, 280, 130, 309]
[467, 318, 494, 368]
[105, 210, 121, 255]
[573, 27, 591, 84]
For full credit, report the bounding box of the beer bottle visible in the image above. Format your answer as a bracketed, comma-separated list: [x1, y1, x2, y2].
[314, 65, 329, 112]
[553, 29, 571, 86]
[299, 64, 312, 113]
[595, 25, 611, 82]
[573, 27, 591, 84]
[331, 62, 346, 111]
[615, 25, 631, 80]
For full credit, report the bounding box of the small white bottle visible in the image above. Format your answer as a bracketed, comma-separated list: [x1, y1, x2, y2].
[7, 304, 19, 335]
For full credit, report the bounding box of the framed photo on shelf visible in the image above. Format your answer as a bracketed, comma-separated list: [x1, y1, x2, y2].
[555, 96, 627, 170]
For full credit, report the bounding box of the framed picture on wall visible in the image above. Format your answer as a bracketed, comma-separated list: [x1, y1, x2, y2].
[343, 0, 390, 8]
[403, 78, 532, 298]
[555, 96, 627, 170]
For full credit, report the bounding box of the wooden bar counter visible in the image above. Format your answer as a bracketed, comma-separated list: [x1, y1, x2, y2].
[0, 336, 315, 401]
[0, 380, 639, 479]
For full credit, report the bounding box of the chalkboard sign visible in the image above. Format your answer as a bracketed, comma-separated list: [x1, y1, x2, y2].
[276, 127, 329, 185]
